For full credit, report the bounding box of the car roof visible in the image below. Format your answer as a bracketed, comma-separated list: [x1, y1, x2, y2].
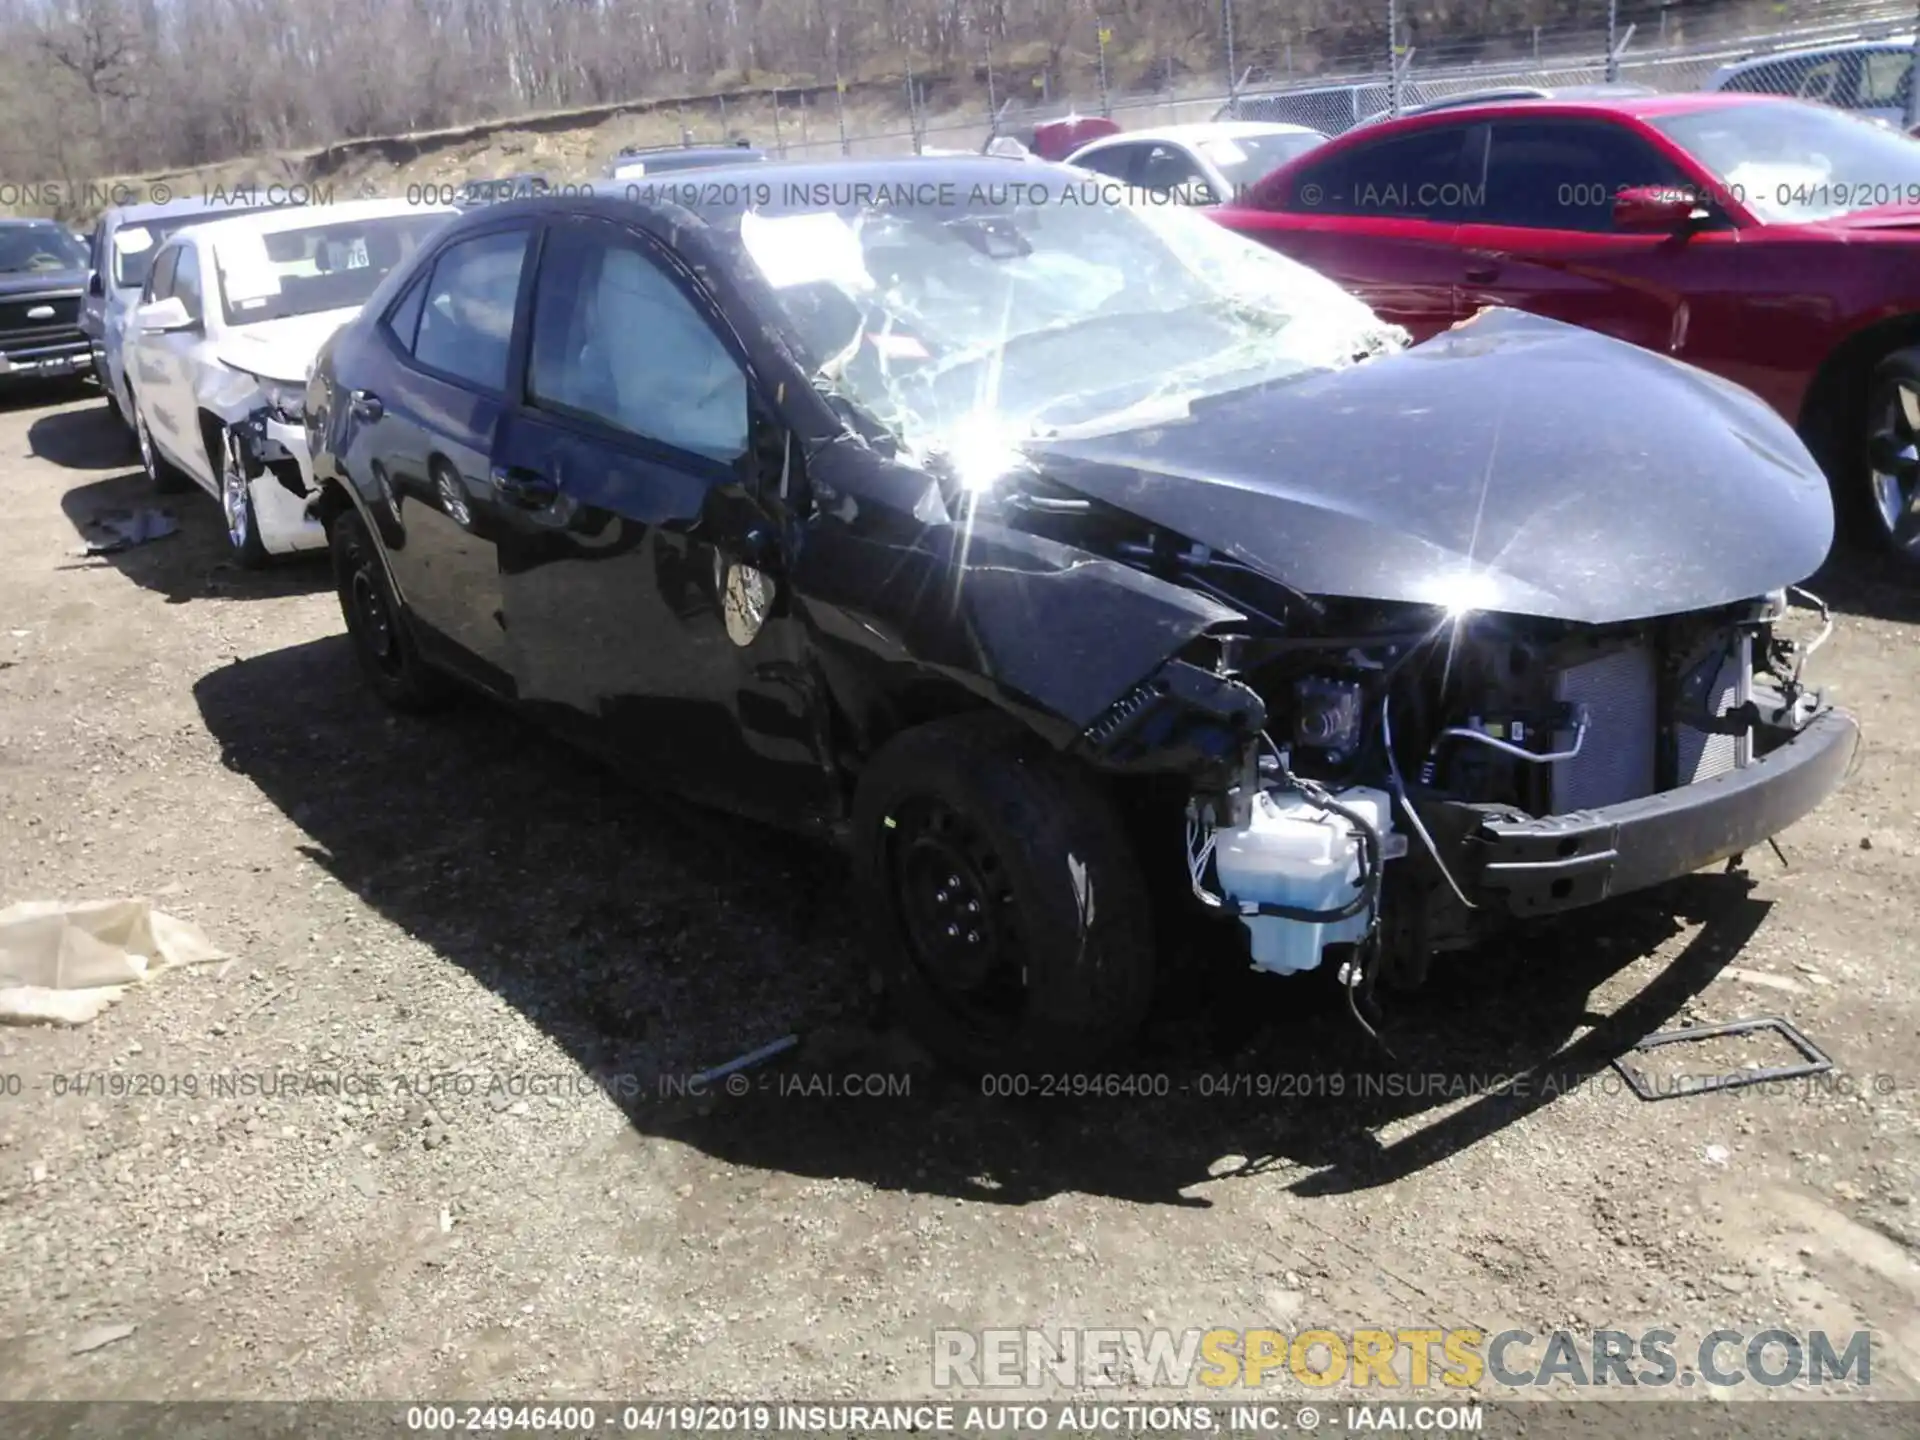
[160, 197, 457, 248]
[101, 194, 295, 228]
[442, 154, 1078, 234]
[1717, 35, 1916, 69]
[1345, 90, 1822, 132]
[1075, 120, 1322, 148]
[618, 144, 764, 158]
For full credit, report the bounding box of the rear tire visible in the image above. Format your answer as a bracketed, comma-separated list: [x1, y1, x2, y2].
[330, 506, 451, 714]
[133, 395, 191, 494]
[851, 713, 1157, 1075]
[1861, 349, 1920, 570]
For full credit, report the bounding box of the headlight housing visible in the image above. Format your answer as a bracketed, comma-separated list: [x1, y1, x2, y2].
[253, 376, 305, 424]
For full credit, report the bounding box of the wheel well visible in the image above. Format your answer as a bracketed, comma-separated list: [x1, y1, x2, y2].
[1799, 315, 1920, 471]
[196, 409, 228, 479]
[311, 477, 354, 533]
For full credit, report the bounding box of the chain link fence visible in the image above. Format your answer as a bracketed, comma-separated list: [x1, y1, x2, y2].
[729, 0, 1920, 167]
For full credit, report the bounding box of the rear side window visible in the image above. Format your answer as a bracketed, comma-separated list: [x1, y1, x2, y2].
[409, 228, 531, 391]
[1479, 119, 1690, 231]
[1072, 144, 1143, 183]
[384, 271, 428, 350]
[1859, 51, 1912, 108]
[1138, 143, 1206, 194]
[1278, 123, 1489, 220]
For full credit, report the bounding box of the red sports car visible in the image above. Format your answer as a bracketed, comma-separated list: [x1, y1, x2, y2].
[1212, 92, 1920, 564]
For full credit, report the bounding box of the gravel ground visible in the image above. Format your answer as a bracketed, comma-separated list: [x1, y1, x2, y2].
[1, 382, 1917, 1405]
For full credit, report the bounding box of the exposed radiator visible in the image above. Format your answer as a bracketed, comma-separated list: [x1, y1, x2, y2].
[1551, 644, 1658, 813]
[1675, 631, 1753, 784]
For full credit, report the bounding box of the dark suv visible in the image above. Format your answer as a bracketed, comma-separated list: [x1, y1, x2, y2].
[0, 218, 93, 389]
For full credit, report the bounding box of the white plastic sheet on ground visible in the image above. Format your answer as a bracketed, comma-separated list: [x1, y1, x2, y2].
[0, 899, 227, 1025]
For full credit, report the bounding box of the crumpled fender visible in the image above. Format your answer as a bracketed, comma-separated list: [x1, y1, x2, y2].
[789, 495, 1256, 754]
[192, 364, 268, 431]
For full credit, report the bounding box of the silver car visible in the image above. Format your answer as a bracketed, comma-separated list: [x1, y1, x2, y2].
[82, 196, 295, 432]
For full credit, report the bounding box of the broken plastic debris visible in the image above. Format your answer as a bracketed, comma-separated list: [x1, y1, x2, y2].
[0, 898, 227, 1026]
[689, 1034, 800, 1087]
[78, 507, 178, 556]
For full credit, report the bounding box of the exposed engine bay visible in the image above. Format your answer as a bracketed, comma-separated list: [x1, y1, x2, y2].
[1007, 487, 1842, 1001]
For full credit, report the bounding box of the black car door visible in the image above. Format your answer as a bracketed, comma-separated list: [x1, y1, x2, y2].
[348, 221, 537, 693]
[492, 213, 836, 827]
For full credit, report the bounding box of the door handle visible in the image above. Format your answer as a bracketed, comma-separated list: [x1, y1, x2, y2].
[491, 465, 559, 508]
[1464, 262, 1501, 284]
[349, 389, 383, 421]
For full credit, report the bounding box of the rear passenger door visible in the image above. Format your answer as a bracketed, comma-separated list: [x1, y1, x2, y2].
[356, 222, 537, 692]
[493, 215, 835, 823]
[1225, 122, 1486, 337]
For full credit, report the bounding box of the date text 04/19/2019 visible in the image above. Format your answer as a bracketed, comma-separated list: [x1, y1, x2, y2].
[400, 1402, 1488, 1435]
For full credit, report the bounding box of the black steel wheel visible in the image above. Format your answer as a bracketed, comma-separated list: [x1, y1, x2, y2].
[853, 713, 1157, 1074]
[329, 505, 450, 713]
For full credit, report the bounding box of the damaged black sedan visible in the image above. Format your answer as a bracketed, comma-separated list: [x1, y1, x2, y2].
[302, 159, 1859, 1072]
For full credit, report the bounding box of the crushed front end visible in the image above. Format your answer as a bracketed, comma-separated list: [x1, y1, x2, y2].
[233, 381, 328, 554]
[1064, 534, 1857, 991]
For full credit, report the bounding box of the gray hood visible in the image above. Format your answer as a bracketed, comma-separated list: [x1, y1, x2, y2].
[1029, 309, 1834, 624]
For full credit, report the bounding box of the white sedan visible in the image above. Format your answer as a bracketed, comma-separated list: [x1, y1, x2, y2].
[126, 197, 457, 565]
[1064, 121, 1328, 205]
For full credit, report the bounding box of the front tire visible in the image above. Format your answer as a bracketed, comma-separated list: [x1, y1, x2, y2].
[851, 713, 1157, 1074]
[219, 427, 272, 570]
[330, 507, 451, 713]
[1862, 349, 1920, 568]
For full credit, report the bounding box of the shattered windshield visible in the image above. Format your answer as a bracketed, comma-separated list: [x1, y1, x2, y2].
[715, 184, 1402, 462]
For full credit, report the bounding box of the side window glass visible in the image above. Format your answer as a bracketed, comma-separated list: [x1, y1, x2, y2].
[1139, 143, 1203, 192]
[172, 246, 203, 322]
[1860, 52, 1911, 107]
[527, 222, 748, 464]
[144, 246, 179, 304]
[1482, 120, 1687, 232]
[1797, 59, 1841, 103]
[1073, 145, 1139, 182]
[385, 271, 428, 352]
[1284, 125, 1488, 220]
[411, 229, 530, 391]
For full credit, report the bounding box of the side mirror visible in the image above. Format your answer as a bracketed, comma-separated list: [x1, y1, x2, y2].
[136, 296, 195, 334]
[1175, 178, 1221, 206]
[1613, 185, 1701, 232]
[86, 271, 104, 298]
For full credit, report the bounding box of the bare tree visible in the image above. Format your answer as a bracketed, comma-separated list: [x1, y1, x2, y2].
[0, 0, 1633, 185]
